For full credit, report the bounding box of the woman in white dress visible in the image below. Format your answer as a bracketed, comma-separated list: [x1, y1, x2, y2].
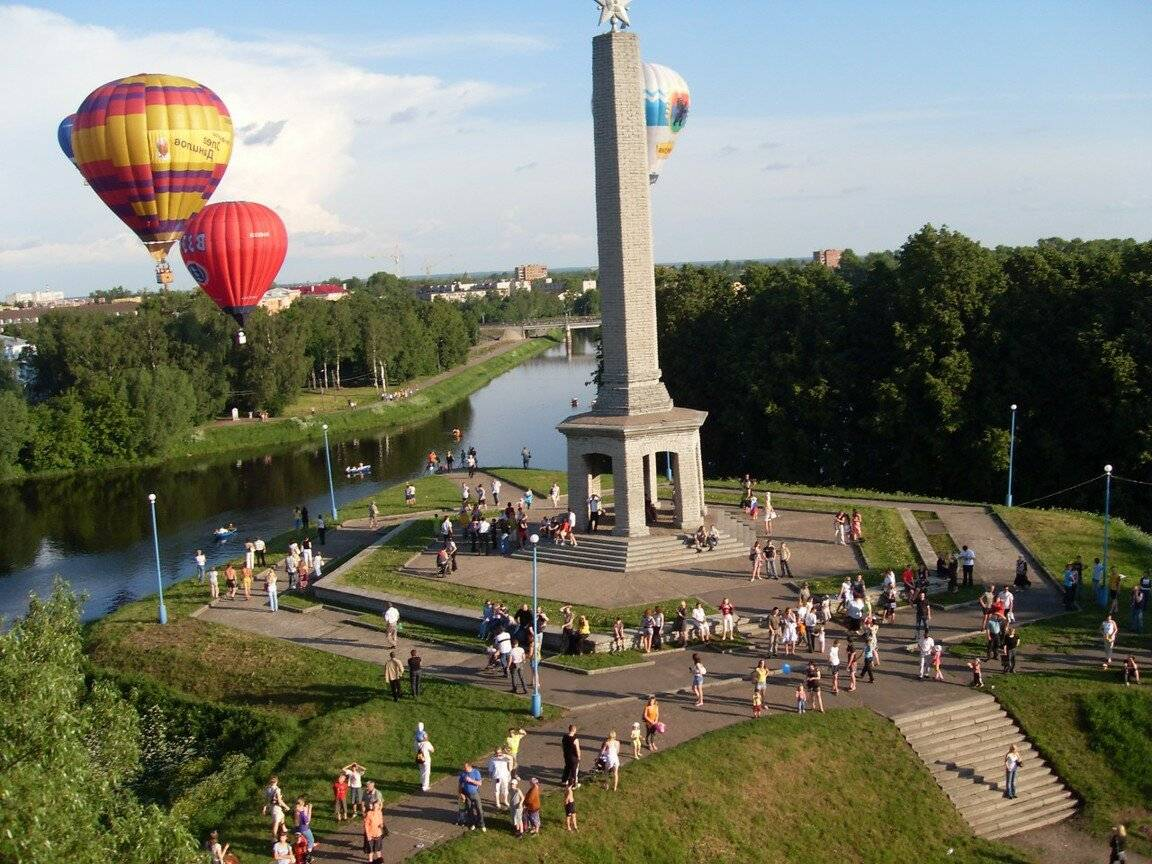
[601, 731, 621, 791]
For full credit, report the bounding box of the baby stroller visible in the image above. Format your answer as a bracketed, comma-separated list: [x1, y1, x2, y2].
[588, 752, 610, 777]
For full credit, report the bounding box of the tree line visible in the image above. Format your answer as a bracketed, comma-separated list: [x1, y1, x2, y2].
[0, 276, 475, 477]
[655, 226, 1152, 523]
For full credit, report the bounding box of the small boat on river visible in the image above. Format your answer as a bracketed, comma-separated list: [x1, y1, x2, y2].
[345, 463, 372, 476]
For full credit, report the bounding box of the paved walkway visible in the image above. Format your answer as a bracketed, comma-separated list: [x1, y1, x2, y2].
[201, 479, 1108, 862]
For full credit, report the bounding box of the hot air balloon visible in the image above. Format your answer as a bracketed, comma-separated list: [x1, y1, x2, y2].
[180, 201, 287, 345]
[71, 73, 233, 285]
[643, 62, 690, 184]
[57, 114, 77, 166]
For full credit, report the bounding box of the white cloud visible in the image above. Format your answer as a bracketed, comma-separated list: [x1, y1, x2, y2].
[0, 5, 512, 289]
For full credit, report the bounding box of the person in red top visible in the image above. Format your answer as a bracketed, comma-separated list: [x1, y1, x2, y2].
[901, 566, 915, 600]
[292, 832, 309, 864]
[333, 771, 349, 822]
[718, 599, 735, 640]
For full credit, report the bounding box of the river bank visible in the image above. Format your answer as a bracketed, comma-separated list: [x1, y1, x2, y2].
[3, 333, 561, 490]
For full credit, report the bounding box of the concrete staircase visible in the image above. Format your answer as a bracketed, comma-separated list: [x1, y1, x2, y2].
[892, 694, 1077, 841]
[509, 527, 744, 572]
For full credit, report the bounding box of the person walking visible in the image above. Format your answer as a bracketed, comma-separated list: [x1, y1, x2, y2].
[779, 542, 793, 579]
[561, 724, 581, 787]
[719, 598, 736, 640]
[959, 545, 976, 586]
[1101, 614, 1118, 668]
[415, 733, 435, 792]
[488, 747, 512, 810]
[265, 568, 278, 612]
[861, 638, 876, 684]
[914, 590, 932, 638]
[408, 648, 423, 698]
[1110, 825, 1128, 863]
[642, 696, 661, 751]
[508, 640, 528, 694]
[363, 801, 386, 862]
[1003, 744, 1021, 799]
[600, 733, 621, 792]
[384, 651, 405, 702]
[918, 634, 936, 680]
[549, 482, 561, 509]
[509, 778, 525, 836]
[805, 661, 825, 713]
[1002, 625, 1020, 673]
[828, 639, 841, 694]
[748, 541, 764, 581]
[383, 603, 400, 648]
[521, 446, 531, 469]
[690, 653, 707, 706]
[523, 778, 542, 834]
[458, 762, 486, 832]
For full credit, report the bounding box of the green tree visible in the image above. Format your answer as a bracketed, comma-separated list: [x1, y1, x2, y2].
[0, 582, 200, 864]
[0, 391, 31, 478]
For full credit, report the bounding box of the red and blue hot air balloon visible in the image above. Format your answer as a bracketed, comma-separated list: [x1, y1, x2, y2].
[180, 201, 288, 345]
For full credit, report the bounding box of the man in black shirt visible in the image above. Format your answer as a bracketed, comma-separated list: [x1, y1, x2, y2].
[408, 648, 423, 697]
[1001, 626, 1020, 673]
[560, 724, 581, 788]
[914, 590, 932, 638]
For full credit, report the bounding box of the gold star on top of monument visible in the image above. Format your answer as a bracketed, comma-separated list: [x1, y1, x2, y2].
[596, 0, 632, 31]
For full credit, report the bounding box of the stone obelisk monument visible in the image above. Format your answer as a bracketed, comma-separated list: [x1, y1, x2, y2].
[558, 16, 707, 537]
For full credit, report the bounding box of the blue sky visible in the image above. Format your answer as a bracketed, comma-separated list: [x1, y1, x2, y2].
[2, 1, 1150, 294]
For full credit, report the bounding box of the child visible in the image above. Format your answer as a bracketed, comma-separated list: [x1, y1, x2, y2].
[931, 644, 945, 681]
[1124, 655, 1141, 686]
[752, 689, 763, 718]
[814, 622, 826, 654]
[795, 683, 807, 714]
[563, 781, 578, 832]
[967, 657, 984, 687]
[455, 792, 469, 826]
[629, 722, 644, 759]
[612, 617, 625, 653]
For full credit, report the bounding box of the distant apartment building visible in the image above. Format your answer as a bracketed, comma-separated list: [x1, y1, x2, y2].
[421, 280, 534, 303]
[514, 264, 549, 282]
[812, 249, 843, 269]
[0, 298, 140, 325]
[6, 290, 65, 306]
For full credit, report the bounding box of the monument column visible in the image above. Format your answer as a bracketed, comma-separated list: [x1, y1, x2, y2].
[590, 31, 673, 416]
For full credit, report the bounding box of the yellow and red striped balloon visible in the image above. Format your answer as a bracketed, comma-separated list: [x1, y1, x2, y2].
[70, 73, 233, 262]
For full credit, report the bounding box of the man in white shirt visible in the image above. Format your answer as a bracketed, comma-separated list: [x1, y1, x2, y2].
[440, 515, 454, 541]
[918, 635, 936, 679]
[488, 747, 513, 808]
[959, 545, 976, 586]
[342, 763, 365, 815]
[194, 550, 207, 582]
[508, 640, 528, 694]
[492, 479, 502, 507]
[383, 603, 400, 648]
[691, 603, 710, 641]
[998, 586, 1015, 621]
[254, 536, 267, 567]
[494, 628, 513, 677]
[478, 517, 492, 556]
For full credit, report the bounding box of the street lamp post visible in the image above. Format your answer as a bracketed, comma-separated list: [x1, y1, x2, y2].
[1102, 465, 1113, 606]
[321, 423, 339, 523]
[1006, 403, 1018, 507]
[529, 533, 542, 719]
[147, 493, 168, 625]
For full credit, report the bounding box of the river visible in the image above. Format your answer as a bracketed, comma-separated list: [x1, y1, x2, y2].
[1, 332, 599, 622]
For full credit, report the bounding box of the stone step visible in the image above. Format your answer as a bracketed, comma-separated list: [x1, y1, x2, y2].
[896, 698, 1003, 732]
[981, 802, 1080, 841]
[908, 719, 1019, 755]
[893, 694, 1076, 840]
[945, 768, 1064, 806]
[892, 694, 996, 724]
[901, 708, 1012, 740]
[949, 780, 1069, 818]
[510, 532, 745, 573]
[967, 790, 1077, 836]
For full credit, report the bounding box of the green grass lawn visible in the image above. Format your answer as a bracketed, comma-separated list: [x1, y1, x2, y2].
[85, 579, 556, 860]
[412, 708, 1030, 864]
[483, 467, 614, 496]
[995, 505, 1152, 579]
[702, 477, 981, 506]
[913, 509, 960, 559]
[339, 474, 463, 523]
[337, 522, 714, 632]
[990, 672, 1152, 853]
[704, 489, 920, 574]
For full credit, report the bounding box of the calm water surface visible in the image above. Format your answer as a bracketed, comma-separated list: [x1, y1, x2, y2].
[1, 333, 598, 621]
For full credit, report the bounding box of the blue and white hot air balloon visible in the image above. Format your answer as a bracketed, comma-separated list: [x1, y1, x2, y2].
[57, 114, 77, 167]
[643, 62, 690, 184]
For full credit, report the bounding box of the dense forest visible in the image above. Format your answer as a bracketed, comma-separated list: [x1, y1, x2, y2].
[656, 226, 1152, 522]
[0, 276, 475, 477]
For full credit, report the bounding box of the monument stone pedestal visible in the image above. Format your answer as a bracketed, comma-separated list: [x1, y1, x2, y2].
[558, 28, 707, 538]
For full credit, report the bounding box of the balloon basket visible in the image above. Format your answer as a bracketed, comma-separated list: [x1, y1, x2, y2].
[235, 330, 247, 346]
